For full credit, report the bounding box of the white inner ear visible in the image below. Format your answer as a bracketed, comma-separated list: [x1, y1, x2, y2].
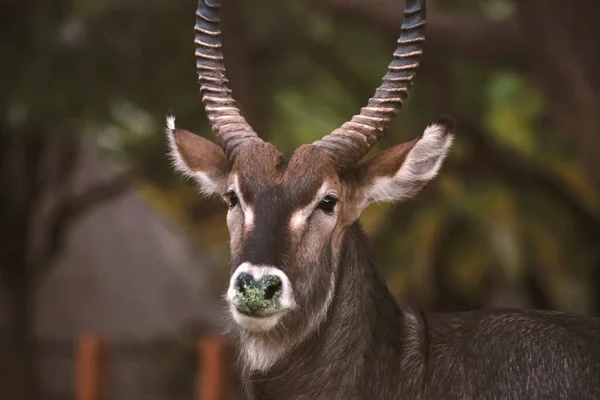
[165, 115, 221, 197]
[366, 123, 453, 204]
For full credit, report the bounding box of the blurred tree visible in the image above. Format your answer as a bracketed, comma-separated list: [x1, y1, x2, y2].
[517, 0, 600, 189]
[0, 129, 130, 399]
[1, 3, 133, 397]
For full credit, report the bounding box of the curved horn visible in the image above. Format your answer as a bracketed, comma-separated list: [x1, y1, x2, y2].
[195, 0, 262, 161]
[313, 0, 426, 168]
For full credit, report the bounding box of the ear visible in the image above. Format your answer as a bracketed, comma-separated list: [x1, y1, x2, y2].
[356, 118, 454, 206]
[166, 114, 230, 197]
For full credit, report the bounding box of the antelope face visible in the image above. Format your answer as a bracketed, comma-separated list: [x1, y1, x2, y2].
[168, 120, 452, 334]
[168, 0, 453, 337]
[168, 133, 347, 332]
[222, 144, 349, 333]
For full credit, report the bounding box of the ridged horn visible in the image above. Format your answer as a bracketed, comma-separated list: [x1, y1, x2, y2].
[313, 0, 426, 169]
[195, 0, 262, 161]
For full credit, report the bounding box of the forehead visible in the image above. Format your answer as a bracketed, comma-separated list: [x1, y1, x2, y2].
[232, 143, 338, 205]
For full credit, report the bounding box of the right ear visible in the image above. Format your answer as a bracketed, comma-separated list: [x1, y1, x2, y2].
[166, 114, 230, 197]
[351, 118, 454, 208]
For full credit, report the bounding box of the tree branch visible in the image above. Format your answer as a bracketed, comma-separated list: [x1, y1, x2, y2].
[311, 0, 529, 70]
[446, 122, 600, 240]
[427, 43, 600, 241]
[32, 171, 133, 276]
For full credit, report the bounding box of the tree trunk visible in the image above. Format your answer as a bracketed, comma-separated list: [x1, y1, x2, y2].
[517, 0, 600, 189]
[1, 272, 40, 400]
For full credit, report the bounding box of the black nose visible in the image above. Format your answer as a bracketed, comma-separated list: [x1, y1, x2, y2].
[235, 273, 255, 295]
[234, 273, 283, 313]
[262, 275, 282, 300]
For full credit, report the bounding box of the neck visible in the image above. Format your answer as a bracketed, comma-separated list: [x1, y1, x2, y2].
[243, 223, 422, 399]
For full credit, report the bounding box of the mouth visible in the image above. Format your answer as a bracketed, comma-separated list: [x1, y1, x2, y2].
[230, 306, 288, 332]
[235, 307, 280, 318]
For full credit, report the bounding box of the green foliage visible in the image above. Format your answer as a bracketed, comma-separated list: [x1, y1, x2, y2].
[485, 72, 543, 156]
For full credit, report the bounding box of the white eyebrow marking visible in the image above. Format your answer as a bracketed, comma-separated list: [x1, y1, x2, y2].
[231, 175, 254, 229]
[245, 207, 254, 229]
[289, 183, 332, 231]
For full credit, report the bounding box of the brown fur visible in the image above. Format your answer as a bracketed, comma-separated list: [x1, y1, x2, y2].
[174, 128, 230, 191]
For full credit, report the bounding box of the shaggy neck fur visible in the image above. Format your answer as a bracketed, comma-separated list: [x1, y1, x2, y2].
[236, 222, 425, 400]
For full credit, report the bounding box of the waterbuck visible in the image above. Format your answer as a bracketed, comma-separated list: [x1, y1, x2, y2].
[167, 0, 600, 398]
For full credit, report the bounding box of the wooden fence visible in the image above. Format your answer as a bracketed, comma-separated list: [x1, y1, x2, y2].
[71, 333, 233, 400]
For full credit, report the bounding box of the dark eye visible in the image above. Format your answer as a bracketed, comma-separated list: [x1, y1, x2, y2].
[318, 195, 338, 215]
[225, 191, 239, 209]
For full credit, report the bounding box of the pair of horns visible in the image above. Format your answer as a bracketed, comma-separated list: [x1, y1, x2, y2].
[194, 0, 426, 168]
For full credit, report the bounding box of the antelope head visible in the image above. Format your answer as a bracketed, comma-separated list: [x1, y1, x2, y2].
[168, 0, 453, 340]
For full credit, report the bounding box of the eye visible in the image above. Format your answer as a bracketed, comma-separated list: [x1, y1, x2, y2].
[225, 190, 239, 209]
[318, 195, 338, 215]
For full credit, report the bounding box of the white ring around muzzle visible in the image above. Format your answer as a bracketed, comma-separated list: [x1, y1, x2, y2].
[227, 262, 297, 332]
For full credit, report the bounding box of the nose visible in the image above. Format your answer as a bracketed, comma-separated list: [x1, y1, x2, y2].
[234, 273, 283, 314]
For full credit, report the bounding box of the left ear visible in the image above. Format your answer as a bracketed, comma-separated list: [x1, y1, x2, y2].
[355, 118, 454, 207]
[166, 114, 231, 197]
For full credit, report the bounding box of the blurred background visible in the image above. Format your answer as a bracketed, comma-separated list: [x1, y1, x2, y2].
[1, 0, 600, 399]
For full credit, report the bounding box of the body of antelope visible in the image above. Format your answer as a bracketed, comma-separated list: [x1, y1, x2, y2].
[167, 0, 600, 398]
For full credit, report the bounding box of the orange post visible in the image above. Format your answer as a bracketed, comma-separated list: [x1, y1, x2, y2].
[198, 335, 227, 400]
[76, 334, 105, 400]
